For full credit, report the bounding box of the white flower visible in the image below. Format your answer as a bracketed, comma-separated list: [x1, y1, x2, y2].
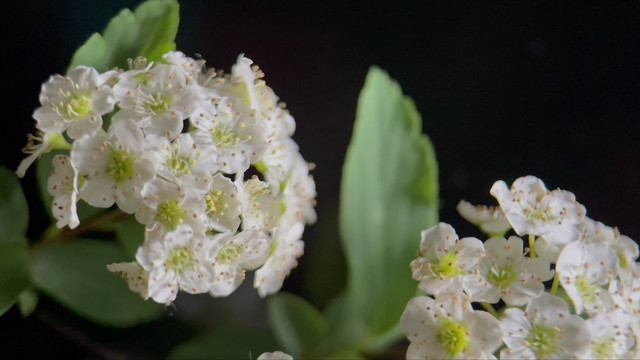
[34, 66, 115, 139]
[500, 293, 590, 359]
[144, 133, 210, 186]
[162, 51, 203, 83]
[280, 156, 317, 229]
[136, 225, 214, 304]
[556, 240, 617, 314]
[257, 351, 293, 360]
[401, 293, 503, 359]
[578, 217, 639, 278]
[47, 154, 79, 229]
[106, 261, 150, 300]
[456, 200, 511, 236]
[254, 222, 304, 297]
[585, 309, 634, 359]
[113, 63, 200, 139]
[471, 236, 553, 306]
[490, 176, 586, 237]
[16, 131, 52, 178]
[534, 225, 581, 264]
[410, 223, 485, 296]
[258, 137, 301, 187]
[191, 97, 267, 174]
[208, 229, 270, 297]
[136, 179, 207, 233]
[71, 118, 155, 214]
[203, 173, 242, 233]
[236, 175, 281, 233]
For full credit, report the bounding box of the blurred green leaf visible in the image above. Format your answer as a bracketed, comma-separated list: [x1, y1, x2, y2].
[114, 215, 145, 259]
[338, 67, 438, 345]
[69, 0, 179, 72]
[268, 292, 328, 358]
[30, 239, 162, 327]
[168, 327, 278, 360]
[17, 289, 38, 317]
[0, 167, 29, 239]
[36, 151, 102, 221]
[0, 237, 31, 317]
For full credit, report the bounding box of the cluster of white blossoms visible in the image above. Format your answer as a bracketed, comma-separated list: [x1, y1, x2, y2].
[18, 52, 317, 304]
[402, 175, 640, 359]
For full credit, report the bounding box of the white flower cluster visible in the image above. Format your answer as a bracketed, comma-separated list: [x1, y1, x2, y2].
[402, 175, 640, 359]
[18, 52, 317, 303]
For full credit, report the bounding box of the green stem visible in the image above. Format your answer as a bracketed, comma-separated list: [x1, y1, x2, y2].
[479, 302, 498, 317]
[528, 234, 536, 258]
[550, 271, 560, 296]
[39, 209, 128, 245]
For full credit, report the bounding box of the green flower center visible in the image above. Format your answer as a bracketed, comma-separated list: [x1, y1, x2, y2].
[166, 246, 193, 272]
[210, 126, 241, 148]
[146, 93, 172, 114]
[592, 337, 616, 359]
[217, 244, 241, 264]
[575, 275, 599, 304]
[105, 149, 136, 183]
[433, 253, 461, 277]
[488, 263, 516, 288]
[155, 199, 185, 230]
[166, 152, 192, 178]
[525, 325, 557, 358]
[205, 189, 228, 218]
[437, 320, 469, 356]
[61, 93, 92, 119]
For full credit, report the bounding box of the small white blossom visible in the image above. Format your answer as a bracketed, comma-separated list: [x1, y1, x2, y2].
[71, 118, 155, 214]
[471, 236, 553, 306]
[33, 66, 115, 139]
[47, 154, 79, 229]
[191, 97, 267, 174]
[456, 200, 511, 236]
[556, 240, 617, 314]
[280, 157, 317, 229]
[410, 223, 485, 296]
[500, 293, 591, 359]
[257, 351, 293, 360]
[162, 51, 203, 82]
[144, 133, 209, 186]
[208, 229, 270, 297]
[136, 225, 214, 304]
[106, 261, 150, 300]
[585, 309, 634, 359]
[401, 293, 503, 359]
[203, 173, 242, 233]
[254, 223, 304, 297]
[236, 175, 281, 233]
[490, 176, 586, 237]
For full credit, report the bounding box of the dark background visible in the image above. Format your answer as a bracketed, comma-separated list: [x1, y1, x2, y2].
[2, 1, 639, 358]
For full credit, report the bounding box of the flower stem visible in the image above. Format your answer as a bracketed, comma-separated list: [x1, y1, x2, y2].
[39, 209, 128, 245]
[479, 302, 498, 317]
[528, 234, 536, 258]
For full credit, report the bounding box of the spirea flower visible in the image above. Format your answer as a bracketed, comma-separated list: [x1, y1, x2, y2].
[47, 154, 80, 229]
[456, 200, 511, 236]
[401, 293, 503, 359]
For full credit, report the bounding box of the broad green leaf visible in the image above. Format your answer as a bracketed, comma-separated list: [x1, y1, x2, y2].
[268, 292, 329, 358]
[31, 239, 162, 327]
[168, 327, 278, 360]
[0, 236, 31, 316]
[69, 0, 179, 72]
[114, 215, 145, 259]
[36, 150, 102, 221]
[0, 167, 29, 239]
[17, 289, 38, 317]
[338, 67, 438, 342]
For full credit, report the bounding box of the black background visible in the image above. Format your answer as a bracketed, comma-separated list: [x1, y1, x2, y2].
[2, 1, 639, 358]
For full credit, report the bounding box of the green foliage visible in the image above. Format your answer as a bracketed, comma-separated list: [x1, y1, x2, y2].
[336, 67, 439, 349]
[168, 327, 278, 360]
[0, 167, 32, 316]
[17, 289, 38, 317]
[114, 215, 146, 259]
[30, 239, 162, 327]
[268, 293, 329, 358]
[68, 0, 179, 72]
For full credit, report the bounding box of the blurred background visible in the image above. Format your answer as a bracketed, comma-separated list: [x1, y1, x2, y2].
[2, 1, 639, 358]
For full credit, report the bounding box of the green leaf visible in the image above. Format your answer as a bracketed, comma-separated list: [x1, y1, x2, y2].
[268, 292, 329, 358]
[338, 67, 438, 343]
[168, 327, 278, 360]
[0, 236, 31, 317]
[30, 239, 162, 327]
[0, 167, 29, 239]
[17, 289, 38, 317]
[114, 215, 145, 259]
[69, 0, 179, 72]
